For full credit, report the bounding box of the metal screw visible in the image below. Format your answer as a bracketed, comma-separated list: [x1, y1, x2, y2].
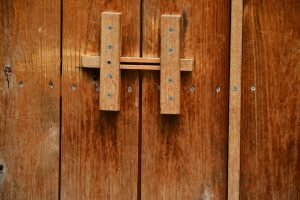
[167, 77, 173, 84]
[107, 72, 113, 79]
[168, 48, 174, 53]
[190, 85, 196, 93]
[4, 64, 12, 75]
[128, 85, 133, 93]
[107, 24, 113, 30]
[158, 85, 160, 90]
[168, 96, 174, 102]
[106, 92, 112, 98]
[233, 85, 238, 91]
[168, 27, 174, 32]
[96, 86, 100, 93]
[107, 60, 112, 65]
[216, 86, 221, 93]
[251, 85, 256, 92]
[49, 81, 54, 88]
[18, 80, 24, 88]
[107, 43, 113, 49]
[71, 83, 77, 91]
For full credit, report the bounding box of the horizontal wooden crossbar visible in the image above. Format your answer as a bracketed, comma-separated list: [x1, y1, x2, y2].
[81, 55, 194, 71]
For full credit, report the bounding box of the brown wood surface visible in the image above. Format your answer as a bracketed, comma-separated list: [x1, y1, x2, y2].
[61, 0, 140, 199]
[228, 0, 243, 199]
[81, 56, 194, 71]
[99, 12, 121, 111]
[241, 0, 300, 199]
[0, 0, 60, 199]
[160, 15, 181, 114]
[141, 0, 230, 199]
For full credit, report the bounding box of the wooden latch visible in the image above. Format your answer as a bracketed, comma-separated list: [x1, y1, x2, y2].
[81, 12, 194, 114]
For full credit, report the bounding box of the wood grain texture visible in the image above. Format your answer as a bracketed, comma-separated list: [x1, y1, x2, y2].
[61, 0, 140, 199]
[81, 55, 194, 71]
[0, 0, 60, 199]
[141, 0, 230, 199]
[241, 0, 300, 199]
[99, 12, 121, 111]
[160, 15, 181, 114]
[228, 0, 243, 199]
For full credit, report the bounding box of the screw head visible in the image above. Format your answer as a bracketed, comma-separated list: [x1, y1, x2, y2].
[190, 85, 196, 93]
[251, 85, 256, 92]
[168, 96, 174, 102]
[107, 72, 113, 79]
[216, 86, 221, 93]
[107, 60, 112, 65]
[4, 65, 12, 75]
[168, 48, 174, 53]
[107, 43, 113, 49]
[168, 27, 174, 32]
[96, 86, 100, 93]
[128, 86, 133, 93]
[71, 83, 77, 91]
[233, 85, 238, 91]
[106, 92, 112, 98]
[167, 77, 173, 84]
[18, 80, 24, 88]
[49, 81, 54, 88]
[107, 24, 113, 30]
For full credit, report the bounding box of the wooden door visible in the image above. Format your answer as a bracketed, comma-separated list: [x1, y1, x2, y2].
[0, 0, 60, 199]
[240, 0, 300, 199]
[61, 0, 141, 199]
[61, 0, 230, 199]
[141, 0, 230, 199]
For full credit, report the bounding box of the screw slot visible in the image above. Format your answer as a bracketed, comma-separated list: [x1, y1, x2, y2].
[49, 81, 54, 88]
[251, 85, 256, 92]
[168, 27, 174, 32]
[128, 85, 133, 93]
[107, 60, 112, 65]
[190, 85, 196, 93]
[107, 44, 113, 49]
[107, 24, 113, 30]
[216, 86, 221, 93]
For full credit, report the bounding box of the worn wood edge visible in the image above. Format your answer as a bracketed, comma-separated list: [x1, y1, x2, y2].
[228, 0, 243, 199]
[81, 55, 193, 71]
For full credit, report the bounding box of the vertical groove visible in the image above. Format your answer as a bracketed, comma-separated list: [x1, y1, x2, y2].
[58, 0, 63, 199]
[137, 0, 144, 199]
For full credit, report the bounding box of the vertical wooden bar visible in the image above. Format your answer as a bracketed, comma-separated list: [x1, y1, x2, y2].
[228, 0, 243, 199]
[160, 15, 181, 114]
[100, 12, 121, 111]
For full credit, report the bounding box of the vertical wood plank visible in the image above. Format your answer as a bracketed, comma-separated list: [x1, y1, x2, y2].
[142, 0, 231, 199]
[160, 15, 181, 114]
[0, 0, 60, 199]
[100, 12, 121, 111]
[228, 0, 243, 199]
[61, 0, 140, 199]
[241, 0, 300, 199]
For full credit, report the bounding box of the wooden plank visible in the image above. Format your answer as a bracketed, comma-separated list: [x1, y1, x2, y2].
[99, 12, 121, 111]
[160, 15, 181, 114]
[228, 0, 243, 199]
[0, 0, 60, 199]
[61, 0, 140, 199]
[141, 0, 230, 198]
[81, 55, 194, 71]
[241, 0, 300, 199]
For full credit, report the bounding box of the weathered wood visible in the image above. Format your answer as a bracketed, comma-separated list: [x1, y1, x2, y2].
[241, 0, 300, 199]
[99, 12, 121, 111]
[228, 0, 243, 199]
[81, 55, 194, 71]
[61, 0, 140, 199]
[160, 15, 181, 114]
[141, 0, 230, 199]
[0, 0, 60, 199]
